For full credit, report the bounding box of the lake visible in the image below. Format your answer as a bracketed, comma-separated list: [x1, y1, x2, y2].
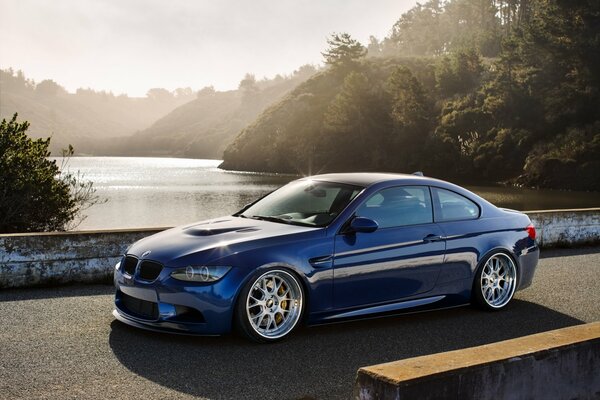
[58, 157, 600, 231]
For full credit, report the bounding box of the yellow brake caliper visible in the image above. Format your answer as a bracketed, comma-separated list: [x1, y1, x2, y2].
[276, 283, 287, 324]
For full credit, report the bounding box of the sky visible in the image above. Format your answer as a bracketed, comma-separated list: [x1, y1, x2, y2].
[0, 0, 416, 97]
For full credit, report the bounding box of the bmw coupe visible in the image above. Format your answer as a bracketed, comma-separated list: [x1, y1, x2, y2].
[113, 173, 539, 342]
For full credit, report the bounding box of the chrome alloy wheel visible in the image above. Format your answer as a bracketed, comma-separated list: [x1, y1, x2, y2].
[480, 253, 517, 308]
[246, 270, 303, 339]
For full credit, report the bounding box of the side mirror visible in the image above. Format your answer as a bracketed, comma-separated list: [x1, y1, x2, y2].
[349, 217, 379, 234]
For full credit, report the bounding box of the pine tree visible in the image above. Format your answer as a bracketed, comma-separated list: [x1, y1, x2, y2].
[321, 33, 366, 69]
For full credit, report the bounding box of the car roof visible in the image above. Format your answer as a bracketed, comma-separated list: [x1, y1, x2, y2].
[306, 172, 432, 187]
[304, 172, 502, 217]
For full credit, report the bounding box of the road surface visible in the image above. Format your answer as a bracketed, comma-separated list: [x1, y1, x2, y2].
[1, 247, 598, 399]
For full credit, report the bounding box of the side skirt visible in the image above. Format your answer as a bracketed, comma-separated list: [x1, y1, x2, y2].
[319, 295, 447, 321]
[308, 303, 471, 328]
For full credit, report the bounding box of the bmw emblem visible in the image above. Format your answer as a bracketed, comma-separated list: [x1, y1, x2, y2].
[141, 250, 151, 258]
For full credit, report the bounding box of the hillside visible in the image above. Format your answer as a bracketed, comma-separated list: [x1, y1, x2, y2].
[98, 66, 318, 159]
[220, 0, 600, 191]
[220, 57, 438, 174]
[0, 69, 194, 154]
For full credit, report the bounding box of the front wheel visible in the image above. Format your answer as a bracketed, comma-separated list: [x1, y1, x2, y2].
[235, 269, 304, 343]
[472, 252, 517, 310]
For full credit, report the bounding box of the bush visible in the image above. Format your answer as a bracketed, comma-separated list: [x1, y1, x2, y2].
[0, 114, 101, 233]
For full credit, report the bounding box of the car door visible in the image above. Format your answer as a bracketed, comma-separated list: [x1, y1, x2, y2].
[333, 185, 446, 309]
[430, 187, 483, 285]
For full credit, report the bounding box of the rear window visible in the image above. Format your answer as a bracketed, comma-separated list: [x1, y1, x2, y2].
[432, 188, 479, 221]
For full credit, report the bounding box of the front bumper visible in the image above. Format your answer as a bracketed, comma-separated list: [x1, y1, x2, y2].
[113, 265, 244, 335]
[112, 309, 218, 335]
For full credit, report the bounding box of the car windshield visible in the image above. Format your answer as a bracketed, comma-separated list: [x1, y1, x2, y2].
[238, 180, 363, 227]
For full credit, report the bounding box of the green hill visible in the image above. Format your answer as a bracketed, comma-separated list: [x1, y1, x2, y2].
[98, 67, 317, 159]
[220, 0, 600, 191]
[220, 57, 437, 174]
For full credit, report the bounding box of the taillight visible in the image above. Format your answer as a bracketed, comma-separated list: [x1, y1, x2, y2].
[526, 224, 536, 240]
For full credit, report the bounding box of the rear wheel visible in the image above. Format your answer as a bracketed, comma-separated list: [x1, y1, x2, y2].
[473, 252, 517, 310]
[235, 269, 304, 343]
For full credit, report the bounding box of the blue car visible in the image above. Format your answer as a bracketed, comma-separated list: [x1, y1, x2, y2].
[113, 173, 539, 342]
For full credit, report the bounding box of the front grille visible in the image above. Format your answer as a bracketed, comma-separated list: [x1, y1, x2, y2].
[123, 255, 138, 275]
[120, 292, 158, 320]
[138, 260, 163, 281]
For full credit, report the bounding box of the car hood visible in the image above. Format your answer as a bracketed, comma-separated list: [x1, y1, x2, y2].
[127, 216, 319, 266]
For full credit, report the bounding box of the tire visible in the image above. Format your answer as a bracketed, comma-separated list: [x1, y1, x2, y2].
[234, 268, 305, 343]
[472, 252, 518, 311]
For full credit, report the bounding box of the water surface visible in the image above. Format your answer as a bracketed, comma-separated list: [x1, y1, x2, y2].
[58, 157, 600, 231]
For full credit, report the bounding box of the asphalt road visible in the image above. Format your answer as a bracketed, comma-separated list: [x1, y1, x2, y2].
[1, 247, 599, 400]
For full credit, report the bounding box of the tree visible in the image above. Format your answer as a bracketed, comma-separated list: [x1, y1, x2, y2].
[294, 64, 318, 79]
[174, 87, 193, 99]
[388, 67, 429, 130]
[1, 69, 35, 93]
[35, 79, 66, 97]
[238, 73, 260, 107]
[366, 36, 382, 57]
[441, 0, 502, 56]
[238, 73, 258, 93]
[146, 88, 173, 101]
[0, 114, 101, 233]
[391, 0, 445, 56]
[197, 86, 215, 98]
[323, 72, 391, 170]
[321, 33, 366, 69]
[386, 66, 432, 170]
[389, 0, 502, 57]
[436, 49, 484, 97]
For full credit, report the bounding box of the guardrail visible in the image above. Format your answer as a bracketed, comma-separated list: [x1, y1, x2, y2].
[355, 321, 600, 400]
[0, 208, 598, 289]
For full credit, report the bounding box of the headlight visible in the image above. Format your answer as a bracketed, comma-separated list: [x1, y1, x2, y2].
[115, 261, 121, 271]
[171, 266, 231, 283]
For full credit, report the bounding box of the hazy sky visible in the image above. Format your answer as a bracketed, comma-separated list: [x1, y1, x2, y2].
[0, 0, 416, 97]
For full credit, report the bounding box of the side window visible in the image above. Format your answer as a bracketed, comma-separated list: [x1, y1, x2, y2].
[356, 186, 433, 228]
[432, 188, 480, 221]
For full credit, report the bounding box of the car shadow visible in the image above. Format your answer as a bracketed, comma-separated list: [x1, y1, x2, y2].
[539, 246, 599, 259]
[109, 300, 584, 400]
[0, 283, 114, 302]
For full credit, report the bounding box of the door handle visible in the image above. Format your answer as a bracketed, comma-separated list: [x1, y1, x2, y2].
[423, 234, 444, 242]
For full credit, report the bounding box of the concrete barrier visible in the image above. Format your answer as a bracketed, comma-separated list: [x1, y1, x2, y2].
[0, 208, 598, 289]
[355, 322, 600, 400]
[0, 228, 166, 288]
[525, 208, 600, 247]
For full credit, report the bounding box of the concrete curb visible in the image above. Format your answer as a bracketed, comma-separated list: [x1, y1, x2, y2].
[355, 322, 600, 400]
[0, 208, 599, 289]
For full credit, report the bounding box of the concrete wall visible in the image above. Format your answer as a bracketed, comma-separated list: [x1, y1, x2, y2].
[355, 322, 600, 400]
[0, 228, 165, 288]
[0, 208, 598, 289]
[526, 208, 600, 247]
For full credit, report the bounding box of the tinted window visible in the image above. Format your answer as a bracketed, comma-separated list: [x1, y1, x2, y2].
[241, 180, 362, 227]
[433, 188, 479, 221]
[356, 186, 433, 228]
